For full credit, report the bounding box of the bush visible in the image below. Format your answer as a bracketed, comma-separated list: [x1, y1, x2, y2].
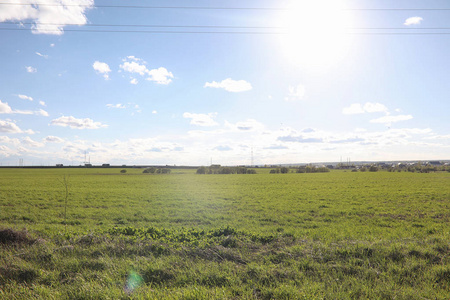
[143, 167, 156, 174]
[280, 167, 289, 174]
[369, 166, 378, 172]
[196, 167, 207, 174]
[120, 169, 127, 173]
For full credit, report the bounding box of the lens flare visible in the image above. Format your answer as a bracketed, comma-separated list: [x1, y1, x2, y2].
[125, 270, 144, 293]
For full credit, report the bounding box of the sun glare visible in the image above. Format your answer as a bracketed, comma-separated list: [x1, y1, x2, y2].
[279, 0, 354, 69]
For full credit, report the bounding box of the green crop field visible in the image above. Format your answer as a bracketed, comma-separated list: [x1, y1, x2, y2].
[0, 168, 449, 299]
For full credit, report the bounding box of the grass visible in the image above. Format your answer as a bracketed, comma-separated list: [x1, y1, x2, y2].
[0, 168, 448, 299]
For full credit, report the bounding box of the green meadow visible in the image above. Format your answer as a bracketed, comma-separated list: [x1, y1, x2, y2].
[0, 168, 448, 299]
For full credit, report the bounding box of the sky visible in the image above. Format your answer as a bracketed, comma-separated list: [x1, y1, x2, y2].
[0, 0, 449, 166]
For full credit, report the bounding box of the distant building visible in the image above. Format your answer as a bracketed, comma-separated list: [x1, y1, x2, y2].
[428, 161, 442, 166]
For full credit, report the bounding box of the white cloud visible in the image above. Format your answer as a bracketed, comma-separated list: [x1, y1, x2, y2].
[106, 104, 126, 109]
[343, 102, 388, 114]
[26, 66, 37, 73]
[363, 102, 388, 113]
[152, 110, 157, 114]
[35, 52, 48, 59]
[120, 56, 174, 85]
[204, 78, 252, 93]
[22, 136, 44, 148]
[147, 67, 173, 85]
[0, 136, 20, 145]
[18, 94, 33, 101]
[183, 112, 218, 127]
[93, 61, 111, 80]
[50, 43, 55, 47]
[0, 120, 24, 133]
[0, 101, 13, 114]
[370, 115, 413, 124]
[0, 100, 48, 116]
[35, 109, 49, 117]
[39, 101, 46, 106]
[44, 136, 64, 143]
[0, 0, 94, 35]
[225, 119, 265, 132]
[50, 116, 108, 129]
[120, 60, 147, 75]
[285, 84, 306, 101]
[342, 103, 364, 114]
[404, 17, 423, 26]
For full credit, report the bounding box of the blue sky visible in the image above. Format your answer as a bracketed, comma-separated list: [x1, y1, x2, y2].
[0, 0, 449, 166]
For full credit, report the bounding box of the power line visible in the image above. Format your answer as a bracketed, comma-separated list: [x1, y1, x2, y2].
[2, 22, 283, 29]
[4, 22, 450, 30]
[2, 27, 450, 35]
[1, 2, 450, 11]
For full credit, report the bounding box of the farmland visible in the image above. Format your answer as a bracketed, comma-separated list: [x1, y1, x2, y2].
[0, 168, 449, 299]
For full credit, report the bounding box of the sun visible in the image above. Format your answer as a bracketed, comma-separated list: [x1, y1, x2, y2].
[279, 0, 354, 69]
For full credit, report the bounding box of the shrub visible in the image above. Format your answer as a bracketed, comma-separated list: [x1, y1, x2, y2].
[120, 169, 127, 174]
[280, 167, 289, 174]
[143, 167, 156, 174]
[196, 166, 207, 174]
[369, 166, 378, 172]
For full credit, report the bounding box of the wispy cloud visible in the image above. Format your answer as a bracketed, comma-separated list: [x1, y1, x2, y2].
[278, 135, 324, 143]
[44, 136, 65, 143]
[50, 116, 108, 129]
[22, 137, 44, 148]
[204, 78, 252, 92]
[18, 94, 33, 101]
[26, 66, 37, 73]
[214, 145, 233, 151]
[404, 16, 423, 26]
[225, 119, 264, 132]
[106, 104, 126, 109]
[0, 100, 48, 116]
[183, 112, 218, 127]
[342, 102, 388, 115]
[285, 84, 306, 101]
[35, 52, 48, 59]
[370, 115, 413, 124]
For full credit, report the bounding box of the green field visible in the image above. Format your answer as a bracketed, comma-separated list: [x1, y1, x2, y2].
[0, 168, 449, 299]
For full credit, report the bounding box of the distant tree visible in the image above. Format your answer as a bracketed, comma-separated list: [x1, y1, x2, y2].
[120, 169, 127, 173]
[369, 166, 378, 172]
[269, 169, 277, 174]
[196, 166, 207, 174]
[236, 167, 248, 174]
[280, 167, 289, 174]
[247, 169, 257, 174]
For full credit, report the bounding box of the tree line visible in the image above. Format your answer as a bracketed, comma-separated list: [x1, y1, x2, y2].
[196, 166, 256, 174]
